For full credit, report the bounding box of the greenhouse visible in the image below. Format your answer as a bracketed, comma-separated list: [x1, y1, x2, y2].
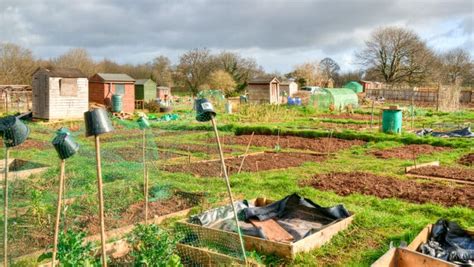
[344, 81, 363, 93]
[310, 88, 359, 110]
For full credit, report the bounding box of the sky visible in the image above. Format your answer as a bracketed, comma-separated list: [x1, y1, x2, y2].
[1, 0, 473, 73]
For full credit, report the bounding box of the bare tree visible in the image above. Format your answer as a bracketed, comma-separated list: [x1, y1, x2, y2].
[208, 69, 237, 96]
[356, 26, 436, 85]
[151, 56, 173, 86]
[287, 61, 322, 87]
[0, 43, 37, 84]
[52, 48, 97, 76]
[439, 48, 471, 85]
[319, 57, 340, 81]
[215, 51, 264, 92]
[176, 48, 216, 95]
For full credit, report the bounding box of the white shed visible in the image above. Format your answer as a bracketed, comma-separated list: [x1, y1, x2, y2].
[32, 67, 89, 120]
[280, 78, 298, 97]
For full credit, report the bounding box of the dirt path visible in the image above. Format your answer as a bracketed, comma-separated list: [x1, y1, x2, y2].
[163, 152, 327, 177]
[371, 144, 450, 159]
[459, 153, 474, 166]
[408, 166, 474, 182]
[300, 172, 473, 208]
[225, 135, 364, 153]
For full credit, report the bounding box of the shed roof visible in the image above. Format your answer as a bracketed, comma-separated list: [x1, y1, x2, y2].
[135, 79, 156, 85]
[248, 77, 280, 84]
[157, 86, 170, 90]
[91, 73, 135, 82]
[35, 67, 87, 78]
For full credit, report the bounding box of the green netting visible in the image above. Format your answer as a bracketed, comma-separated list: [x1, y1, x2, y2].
[310, 88, 359, 111]
[344, 81, 363, 93]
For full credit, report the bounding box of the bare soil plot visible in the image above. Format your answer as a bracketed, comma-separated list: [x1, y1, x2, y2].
[157, 142, 237, 154]
[163, 152, 326, 177]
[459, 153, 474, 166]
[16, 139, 50, 150]
[113, 147, 182, 162]
[370, 144, 450, 160]
[407, 166, 474, 182]
[300, 172, 473, 208]
[225, 135, 364, 153]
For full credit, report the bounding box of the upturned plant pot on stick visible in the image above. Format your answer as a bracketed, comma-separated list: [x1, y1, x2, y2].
[51, 128, 79, 266]
[0, 115, 29, 266]
[137, 116, 151, 224]
[84, 108, 114, 267]
[195, 98, 247, 264]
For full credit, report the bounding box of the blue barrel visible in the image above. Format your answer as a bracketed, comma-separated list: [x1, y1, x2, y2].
[111, 94, 123, 112]
[287, 96, 294, 106]
[382, 109, 402, 134]
[295, 97, 302, 106]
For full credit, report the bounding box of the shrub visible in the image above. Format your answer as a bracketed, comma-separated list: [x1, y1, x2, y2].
[127, 224, 182, 267]
[145, 100, 160, 113]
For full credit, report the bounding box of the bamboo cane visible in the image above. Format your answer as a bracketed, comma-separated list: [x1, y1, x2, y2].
[210, 117, 247, 264]
[94, 136, 107, 267]
[370, 100, 374, 129]
[3, 148, 9, 267]
[142, 129, 149, 224]
[237, 132, 254, 174]
[52, 159, 66, 266]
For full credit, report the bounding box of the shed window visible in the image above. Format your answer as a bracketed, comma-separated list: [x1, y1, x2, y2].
[59, 78, 78, 96]
[115, 84, 125, 95]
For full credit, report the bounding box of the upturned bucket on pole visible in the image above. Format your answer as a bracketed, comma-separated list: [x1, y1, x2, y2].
[84, 108, 114, 137]
[52, 128, 79, 160]
[137, 116, 150, 129]
[0, 116, 29, 147]
[195, 98, 216, 122]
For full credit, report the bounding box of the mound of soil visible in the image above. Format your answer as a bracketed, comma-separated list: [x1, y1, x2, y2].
[301, 172, 473, 208]
[16, 139, 50, 150]
[371, 144, 450, 160]
[408, 166, 474, 182]
[163, 152, 326, 177]
[157, 142, 237, 154]
[459, 153, 474, 166]
[225, 135, 364, 153]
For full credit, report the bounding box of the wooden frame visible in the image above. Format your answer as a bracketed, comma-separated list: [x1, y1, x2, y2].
[371, 247, 456, 267]
[176, 198, 354, 260]
[405, 161, 474, 185]
[0, 158, 49, 181]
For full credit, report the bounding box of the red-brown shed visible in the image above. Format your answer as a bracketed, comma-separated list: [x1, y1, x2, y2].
[89, 73, 135, 113]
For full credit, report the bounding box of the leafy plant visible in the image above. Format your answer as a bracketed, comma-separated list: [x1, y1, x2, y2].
[28, 189, 48, 225]
[38, 230, 99, 266]
[127, 224, 183, 267]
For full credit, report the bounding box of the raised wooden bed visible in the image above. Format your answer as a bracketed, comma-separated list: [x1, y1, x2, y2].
[176, 198, 354, 260]
[371, 247, 456, 267]
[0, 158, 49, 181]
[405, 161, 474, 185]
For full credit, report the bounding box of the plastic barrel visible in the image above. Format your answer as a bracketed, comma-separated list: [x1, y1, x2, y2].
[225, 102, 232, 114]
[382, 109, 402, 134]
[287, 97, 294, 106]
[111, 94, 123, 112]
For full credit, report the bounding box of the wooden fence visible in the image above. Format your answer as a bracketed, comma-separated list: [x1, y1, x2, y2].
[0, 85, 32, 114]
[365, 88, 473, 105]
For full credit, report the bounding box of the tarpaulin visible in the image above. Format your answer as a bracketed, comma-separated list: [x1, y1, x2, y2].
[419, 219, 474, 264]
[416, 127, 474, 138]
[189, 193, 350, 241]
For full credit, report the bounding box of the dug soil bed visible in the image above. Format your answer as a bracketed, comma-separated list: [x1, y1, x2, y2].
[16, 139, 50, 150]
[300, 172, 473, 208]
[459, 153, 474, 166]
[408, 166, 474, 182]
[370, 144, 450, 160]
[113, 147, 183, 162]
[317, 113, 374, 121]
[163, 152, 327, 177]
[224, 135, 364, 153]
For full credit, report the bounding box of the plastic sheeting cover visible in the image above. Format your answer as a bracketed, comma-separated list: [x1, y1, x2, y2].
[419, 219, 474, 264]
[190, 193, 350, 241]
[416, 127, 474, 138]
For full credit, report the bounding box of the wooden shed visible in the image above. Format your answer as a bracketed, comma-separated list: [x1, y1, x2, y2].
[157, 86, 171, 100]
[32, 67, 88, 120]
[247, 77, 281, 104]
[89, 73, 135, 113]
[135, 79, 157, 101]
[280, 79, 298, 97]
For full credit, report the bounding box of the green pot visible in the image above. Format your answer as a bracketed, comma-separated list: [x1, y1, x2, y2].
[84, 108, 114, 137]
[195, 98, 216, 122]
[52, 128, 79, 159]
[137, 116, 150, 129]
[0, 116, 30, 148]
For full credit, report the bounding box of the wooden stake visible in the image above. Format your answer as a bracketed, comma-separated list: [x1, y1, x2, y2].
[94, 136, 107, 267]
[237, 132, 254, 174]
[210, 117, 247, 264]
[370, 100, 374, 129]
[3, 148, 9, 267]
[52, 159, 66, 266]
[142, 129, 149, 225]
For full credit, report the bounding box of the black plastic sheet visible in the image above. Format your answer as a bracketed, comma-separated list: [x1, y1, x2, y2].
[417, 127, 474, 138]
[419, 219, 474, 265]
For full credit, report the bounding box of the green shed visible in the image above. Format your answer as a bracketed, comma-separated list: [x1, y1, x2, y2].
[310, 88, 359, 110]
[344, 81, 363, 93]
[135, 79, 157, 101]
